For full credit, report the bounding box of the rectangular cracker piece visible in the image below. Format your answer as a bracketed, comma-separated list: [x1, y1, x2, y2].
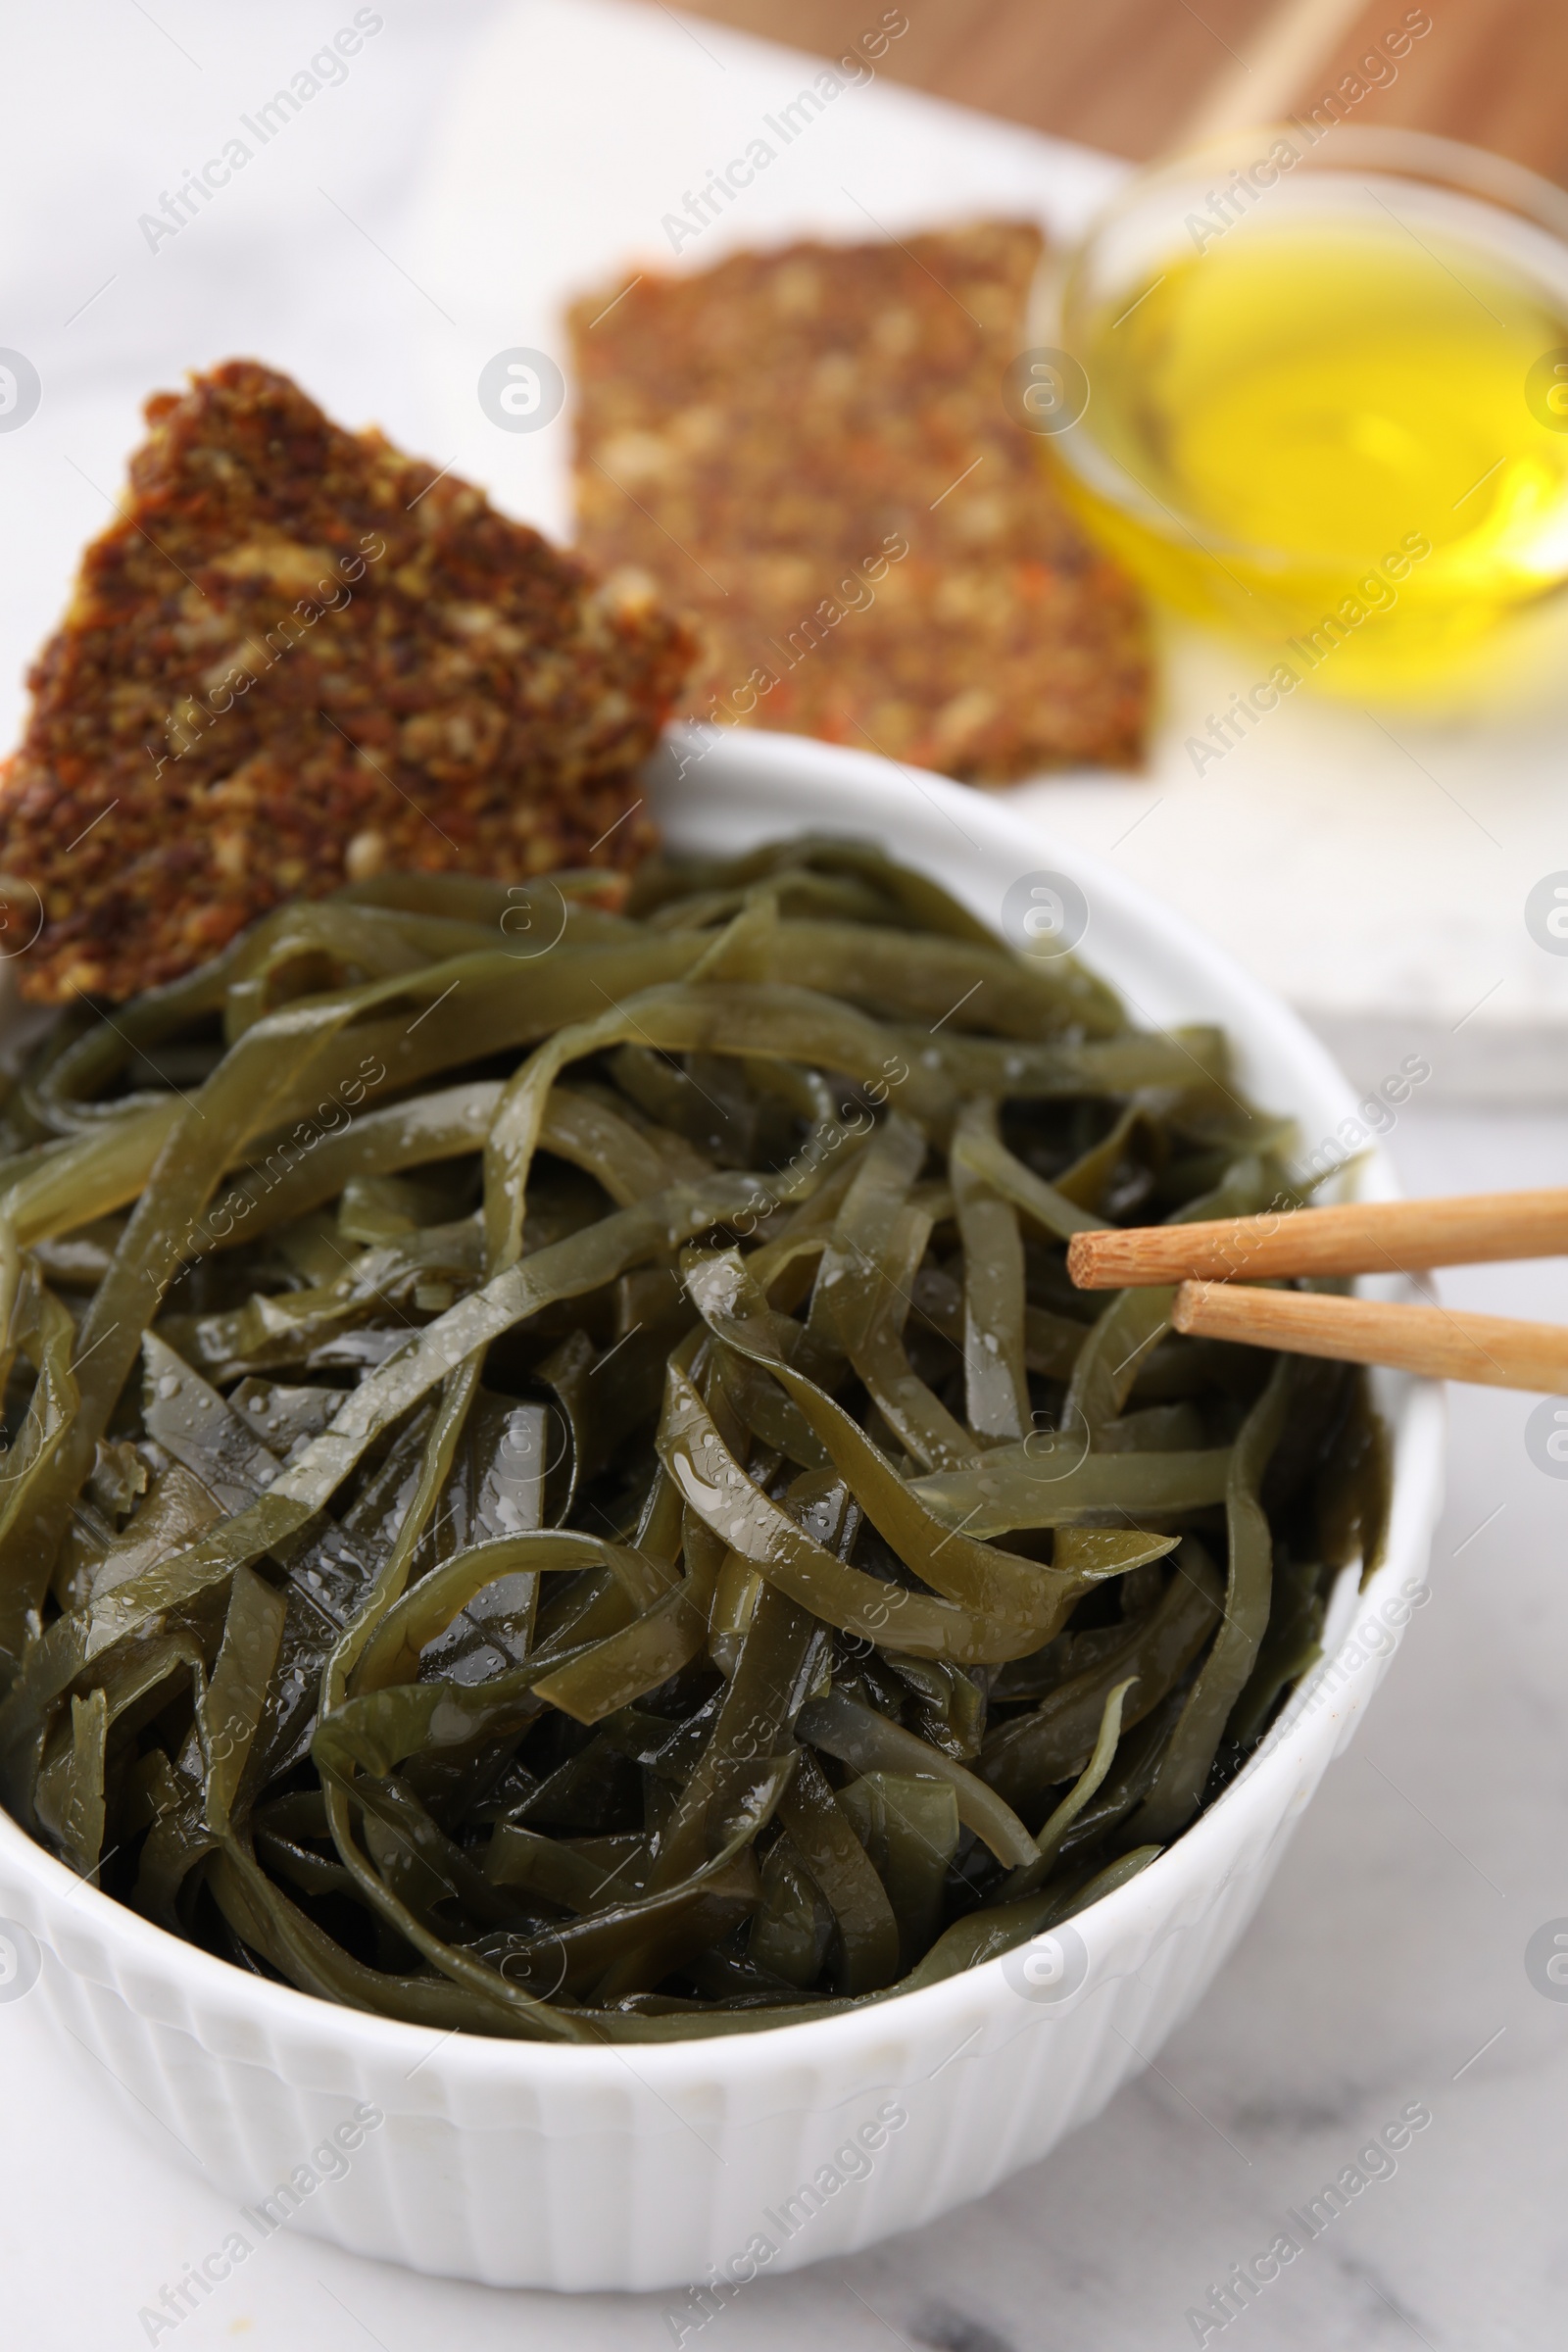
[569, 222, 1149, 785]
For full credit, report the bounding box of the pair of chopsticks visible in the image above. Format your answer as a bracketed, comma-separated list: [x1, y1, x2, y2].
[1067, 1189, 1568, 1394]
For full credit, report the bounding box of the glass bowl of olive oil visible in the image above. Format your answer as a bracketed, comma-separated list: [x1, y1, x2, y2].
[1041, 127, 1568, 701]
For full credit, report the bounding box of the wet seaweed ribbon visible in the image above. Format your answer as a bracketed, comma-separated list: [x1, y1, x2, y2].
[0, 842, 1387, 2039]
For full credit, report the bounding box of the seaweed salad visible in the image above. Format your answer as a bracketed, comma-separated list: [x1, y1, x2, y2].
[0, 838, 1384, 2040]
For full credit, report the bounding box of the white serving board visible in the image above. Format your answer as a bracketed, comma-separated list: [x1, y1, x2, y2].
[408, 0, 1568, 1100]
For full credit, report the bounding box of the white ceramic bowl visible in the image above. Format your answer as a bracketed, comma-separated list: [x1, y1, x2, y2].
[0, 729, 1445, 2294]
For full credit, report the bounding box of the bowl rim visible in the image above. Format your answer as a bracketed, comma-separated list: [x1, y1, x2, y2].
[0, 724, 1446, 2089]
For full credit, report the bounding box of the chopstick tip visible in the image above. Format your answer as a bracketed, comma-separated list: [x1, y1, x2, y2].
[1171, 1279, 1206, 1332]
[1065, 1229, 1113, 1288]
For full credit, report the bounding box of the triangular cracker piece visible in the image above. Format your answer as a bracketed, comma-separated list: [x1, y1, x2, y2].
[0, 360, 693, 1001]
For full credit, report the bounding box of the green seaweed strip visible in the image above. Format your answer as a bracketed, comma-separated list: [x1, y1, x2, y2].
[1134, 1360, 1295, 1841]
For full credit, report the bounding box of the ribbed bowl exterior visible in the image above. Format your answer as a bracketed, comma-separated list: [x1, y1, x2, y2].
[0, 734, 1446, 2291]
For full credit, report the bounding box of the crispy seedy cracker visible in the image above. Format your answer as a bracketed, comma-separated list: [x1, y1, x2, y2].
[0, 360, 693, 1002]
[569, 221, 1149, 785]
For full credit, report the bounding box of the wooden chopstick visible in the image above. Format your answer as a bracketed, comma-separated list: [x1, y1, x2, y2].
[1067, 1189, 1568, 1291]
[1173, 1281, 1568, 1394]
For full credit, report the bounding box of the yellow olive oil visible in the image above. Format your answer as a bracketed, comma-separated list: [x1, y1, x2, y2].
[1055, 212, 1568, 695]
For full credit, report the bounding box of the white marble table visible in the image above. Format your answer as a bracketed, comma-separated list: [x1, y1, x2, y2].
[2, 9, 1566, 2347]
[2, 1100, 1562, 2352]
